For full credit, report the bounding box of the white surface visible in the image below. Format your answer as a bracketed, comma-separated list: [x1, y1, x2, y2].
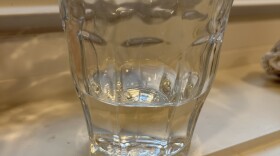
[0, 65, 279, 156]
[0, 5, 58, 16]
[0, 95, 89, 156]
[234, 0, 280, 6]
[0, 94, 202, 156]
[196, 64, 280, 155]
[0, 33, 280, 155]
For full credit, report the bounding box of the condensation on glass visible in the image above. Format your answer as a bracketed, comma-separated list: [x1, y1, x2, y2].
[60, 0, 233, 155]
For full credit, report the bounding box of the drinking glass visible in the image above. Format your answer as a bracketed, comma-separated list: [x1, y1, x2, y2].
[59, 0, 233, 155]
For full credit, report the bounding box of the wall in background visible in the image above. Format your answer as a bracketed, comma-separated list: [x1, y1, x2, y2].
[0, 0, 57, 6]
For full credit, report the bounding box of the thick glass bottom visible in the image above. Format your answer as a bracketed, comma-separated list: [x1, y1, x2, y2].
[90, 135, 191, 156]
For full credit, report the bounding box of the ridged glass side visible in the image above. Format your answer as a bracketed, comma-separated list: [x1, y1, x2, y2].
[60, 0, 233, 155]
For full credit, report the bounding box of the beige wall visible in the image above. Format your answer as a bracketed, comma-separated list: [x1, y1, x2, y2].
[0, 0, 57, 7]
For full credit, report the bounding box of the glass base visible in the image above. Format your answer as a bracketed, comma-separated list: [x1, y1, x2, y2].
[89, 135, 191, 156]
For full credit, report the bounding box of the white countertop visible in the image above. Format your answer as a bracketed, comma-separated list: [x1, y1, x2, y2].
[197, 64, 280, 156]
[0, 32, 279, 156]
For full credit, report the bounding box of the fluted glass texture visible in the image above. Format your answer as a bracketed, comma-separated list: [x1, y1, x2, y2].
[60, 0, 233, 155]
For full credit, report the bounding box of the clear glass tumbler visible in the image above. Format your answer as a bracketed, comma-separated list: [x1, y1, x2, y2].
[60, 0, 233, 155]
